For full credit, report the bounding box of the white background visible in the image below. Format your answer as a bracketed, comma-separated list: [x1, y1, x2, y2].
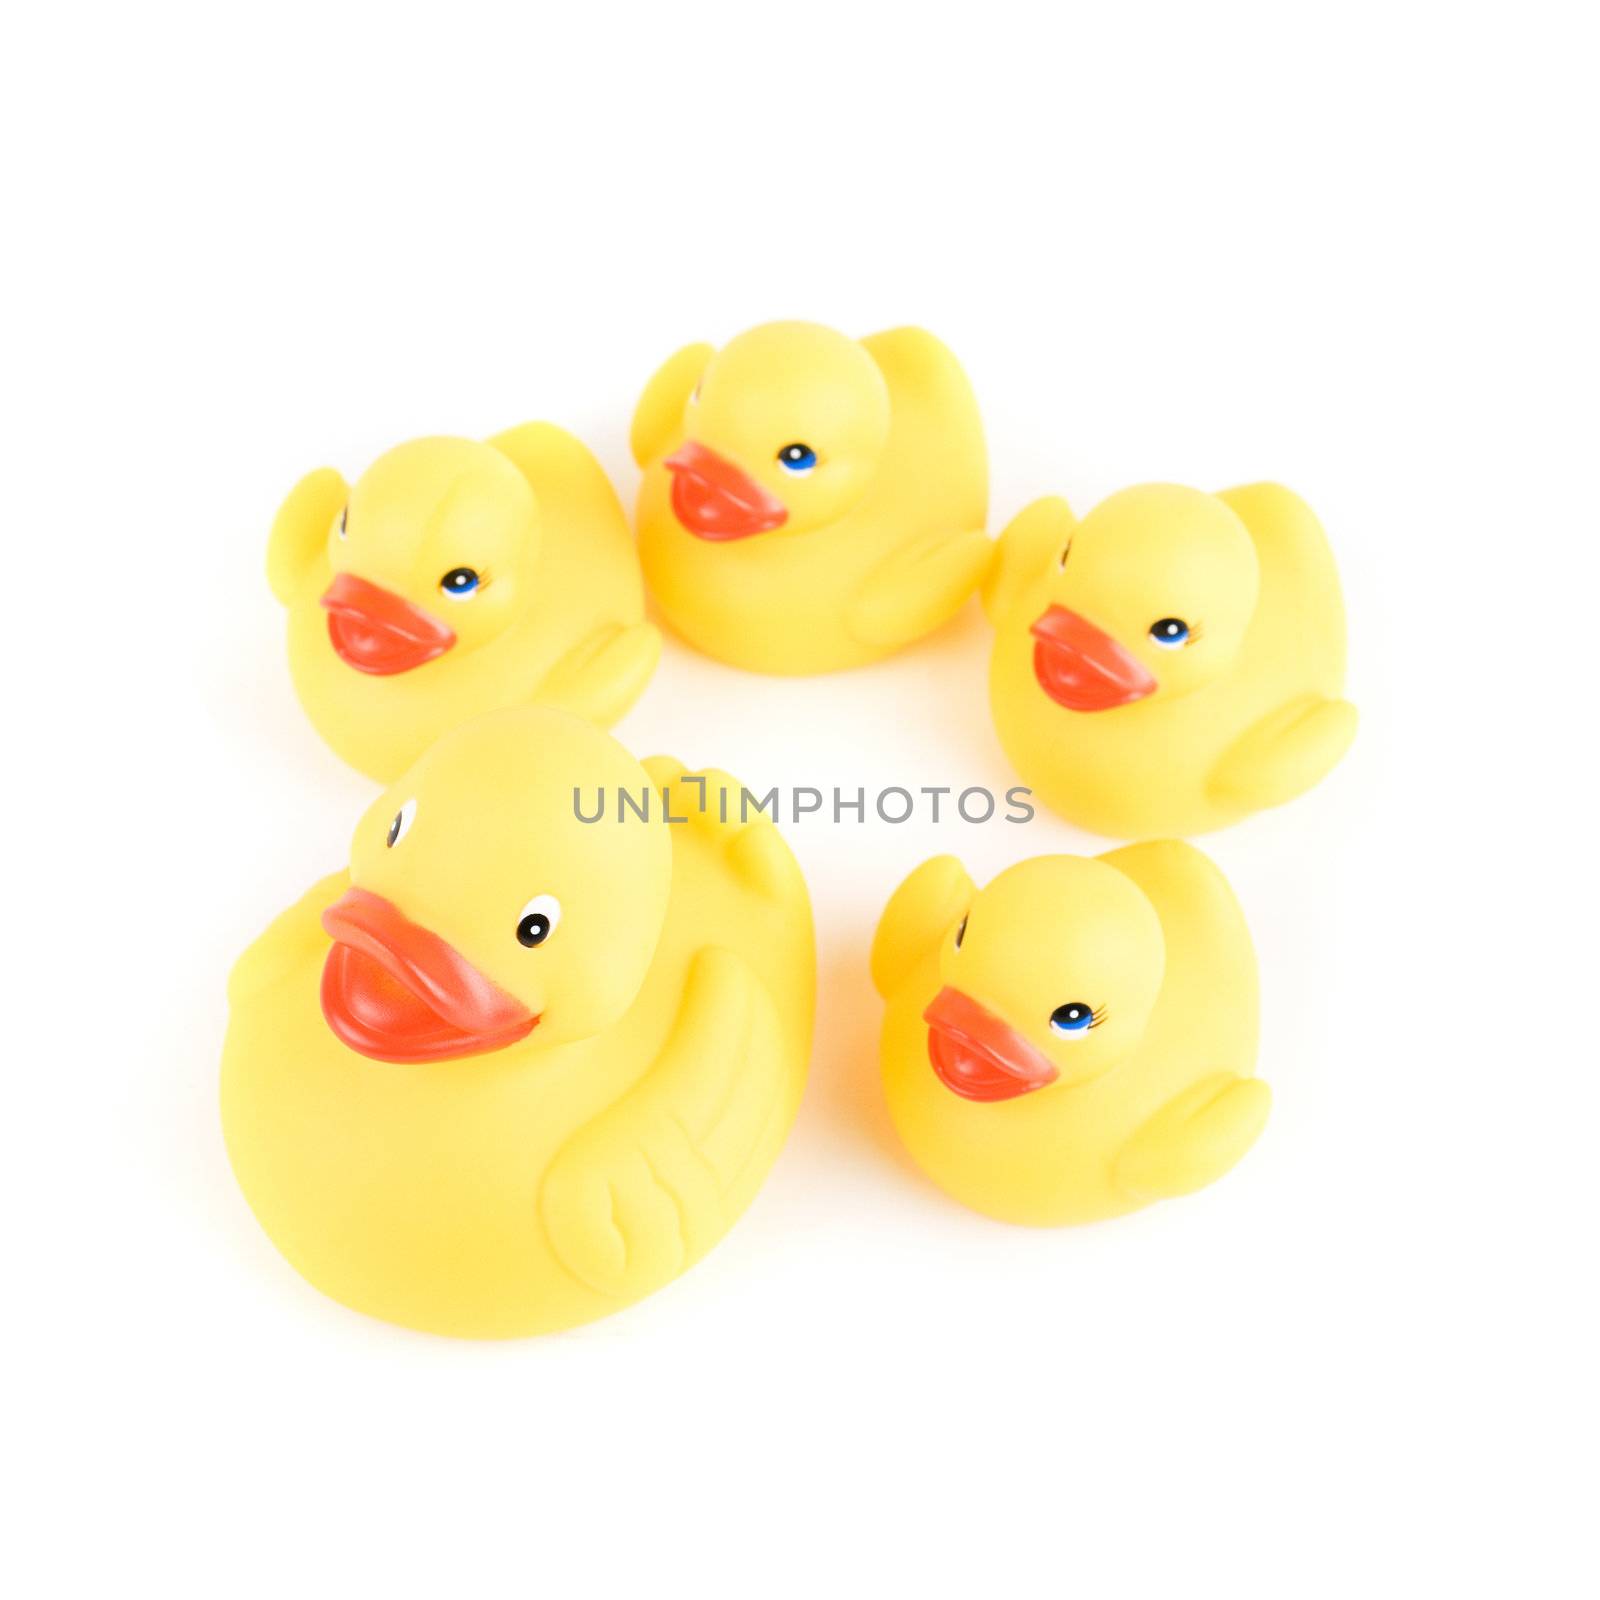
[5, 3, 1596, 1595]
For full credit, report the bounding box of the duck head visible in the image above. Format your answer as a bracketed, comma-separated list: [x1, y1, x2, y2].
[320, 438, 542, 675]
[319, 707, 673, 1063]
[663, 321, 890, 541]
[922, 856, 1164, 1103]
[1028, 485, 1259, 711]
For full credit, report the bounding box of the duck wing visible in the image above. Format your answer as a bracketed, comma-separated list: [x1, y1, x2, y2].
[870, 855, 975, 1001]
[538, 620, 662, 726]
[1115, 1074, 1272, 1201]
[488, 420, 627, 523]
[227, 870, 347, 1007]
[266, 467, 345, 606]
[539, 945, 789, 1302]
[629, 342, 713, 469]
[846, 526, 993, 648]
[982, 495, 1076, 625]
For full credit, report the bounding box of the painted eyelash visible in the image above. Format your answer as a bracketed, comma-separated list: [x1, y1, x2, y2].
[1058, 539, 1073, 570]
[1089, 1005, 1108, 1029]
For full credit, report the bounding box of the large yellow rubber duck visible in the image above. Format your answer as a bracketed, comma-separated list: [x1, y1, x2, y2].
[632, 320, 991, 674]
[873, 845, 1268, 1226]
[985, 483, 1357, 838]
[270, 424, 661, 782]
[220, 707, 814, 1338]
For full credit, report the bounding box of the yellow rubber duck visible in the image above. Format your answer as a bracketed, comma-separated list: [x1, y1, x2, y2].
[220, 707, 814, 1338]
[872, 845, 1269, 1226]
[985, 483, 1357, 838]
[632, 320, 991, 674]
[270, 424, 661, 782]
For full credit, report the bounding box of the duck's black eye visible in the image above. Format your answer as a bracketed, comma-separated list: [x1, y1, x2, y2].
[776, 443, 817, 475]
[337, 508, 348, 540]
[1049, 1001, 1095, 1038]
[516, 894, 562, 948]
[954, 915, 968, 949]
[440, 567, 481, 601]
[386, 798, 416, 848]
[1149, 617, 1190, 649]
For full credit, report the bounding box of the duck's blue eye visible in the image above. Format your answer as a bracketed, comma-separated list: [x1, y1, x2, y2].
[1049, 1001, 1095, 1037]
[1149, 617, 1190, 648]
[440, 567, 480, 600]
[777, 443, 817, 475]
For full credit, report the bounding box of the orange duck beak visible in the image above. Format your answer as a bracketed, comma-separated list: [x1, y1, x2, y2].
[1030, 605, 1157, 712]
[320, 887, 537, 1063]
[320, 573, 456, 675]
[664, 441, 788, 540]
[922, 986, 1059, 1103]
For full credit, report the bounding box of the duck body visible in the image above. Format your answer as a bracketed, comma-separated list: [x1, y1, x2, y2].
[987, 483, 1356, 838]
[633, 321, 990, 674]
[874, 843, 1267, 1226]
[274, 423, 659, 782]
[221, 710, 812, 1338]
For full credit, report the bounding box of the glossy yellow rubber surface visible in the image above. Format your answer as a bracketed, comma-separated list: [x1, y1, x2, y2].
[985, 483, 1357, 838]
[272, 424, 660, 782]
[221, 708, 814, 1337]
[633, 321, 990, 673]
[873, 844, 1268, 1226]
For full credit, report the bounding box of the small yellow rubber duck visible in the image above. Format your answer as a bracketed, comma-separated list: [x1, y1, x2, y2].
[221, 707, 814, 1337]
[270, 424, 660, 782]
[632, 320, 991, 674]
[985, 483, 1357, 838]
[872, 845, 1269, 1226]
